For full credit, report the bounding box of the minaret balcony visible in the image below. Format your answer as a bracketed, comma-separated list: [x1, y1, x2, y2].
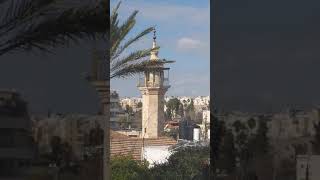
[137, 78, 170, 88]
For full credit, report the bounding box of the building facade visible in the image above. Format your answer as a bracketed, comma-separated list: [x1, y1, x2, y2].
[296, 155, 320, 180]
[0, 89, 34, 174]
[110, 90, 126, 129]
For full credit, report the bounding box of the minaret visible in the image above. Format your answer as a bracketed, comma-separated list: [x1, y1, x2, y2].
[138, 28, 171, 138]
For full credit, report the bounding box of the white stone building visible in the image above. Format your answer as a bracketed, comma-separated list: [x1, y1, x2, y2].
[119, 97, 142, 112]
[110, 90, 126, 129]
[33, 114, 105, 159]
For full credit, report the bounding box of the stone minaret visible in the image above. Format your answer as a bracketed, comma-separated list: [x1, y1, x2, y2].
[138, 29, 171, 138]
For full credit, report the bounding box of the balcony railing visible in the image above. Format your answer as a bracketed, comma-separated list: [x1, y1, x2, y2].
[163, 78, 170, 87]
[137, 78, 170, 88]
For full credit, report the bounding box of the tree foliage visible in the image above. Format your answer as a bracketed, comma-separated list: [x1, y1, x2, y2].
[111, 155, 150, 180]
[211, 112, 225, 178]
[150, 146, 210, 180]
[216, 129, 236, 174]
[49, 136, 74, 168]
[231, 118, 271, 180]
[165, 98, 181, 119]
[88, 124, 104, 146]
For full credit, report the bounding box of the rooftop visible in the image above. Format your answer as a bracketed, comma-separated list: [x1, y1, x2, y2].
[110, 130, 177, 161]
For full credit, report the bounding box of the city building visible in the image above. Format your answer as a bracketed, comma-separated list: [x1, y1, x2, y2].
[120, 97, 142, 112]
[33, 114, 105, 159]
[296, 155, 320, 180]
[110, 90, 126, 129]
[198, 110, 210, 141]
[0, 89, 34, 174]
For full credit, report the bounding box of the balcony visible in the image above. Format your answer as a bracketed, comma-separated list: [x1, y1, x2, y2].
[163, 78, 170, 88]
[137, 78, 170, 88]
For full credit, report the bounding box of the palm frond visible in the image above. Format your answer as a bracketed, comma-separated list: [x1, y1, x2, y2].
[111, 27, 154, 61]
[0, 0, 108, 56]
[111, 47, 160, 71]
[111, 10, 138, 58]
[108, 1, 174, 80]
[111, 59, 174, 79]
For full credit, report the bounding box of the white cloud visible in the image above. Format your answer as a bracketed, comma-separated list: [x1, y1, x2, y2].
[177, 37, 202, 50]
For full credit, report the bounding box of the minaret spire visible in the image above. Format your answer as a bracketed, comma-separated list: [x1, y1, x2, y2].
[150, 27, 159, 61]
[153, 28, 157, 47]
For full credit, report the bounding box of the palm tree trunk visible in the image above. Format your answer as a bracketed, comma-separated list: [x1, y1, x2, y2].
[91, 80, 110, 180]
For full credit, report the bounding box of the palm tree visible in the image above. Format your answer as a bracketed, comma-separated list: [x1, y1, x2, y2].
[110, 1, 174, 79]
[0, 0, 108, 56]
[0, 0, 108, 179]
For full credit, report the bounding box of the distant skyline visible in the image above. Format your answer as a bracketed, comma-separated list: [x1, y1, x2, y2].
[110, 0, 210, 97]
[117, 94, 210, 99]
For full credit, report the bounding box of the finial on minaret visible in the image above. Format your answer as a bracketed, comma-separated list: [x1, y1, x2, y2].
[150, 27, 159, 60]
[152, 27, 157, 49]
[153, 28, 156, 42]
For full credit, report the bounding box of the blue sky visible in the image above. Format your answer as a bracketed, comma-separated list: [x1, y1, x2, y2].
[111, 0, 210, 97]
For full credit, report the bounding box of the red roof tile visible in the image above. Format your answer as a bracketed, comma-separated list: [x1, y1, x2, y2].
[110, 130, 177, 161]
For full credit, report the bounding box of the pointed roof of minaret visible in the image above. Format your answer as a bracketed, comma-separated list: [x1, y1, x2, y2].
[150, 28, 159, 61]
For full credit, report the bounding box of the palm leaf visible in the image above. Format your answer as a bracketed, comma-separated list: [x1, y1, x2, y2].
[111, 47, 160, 72]
[0, 0, 108, 56]
[111, 59, 174, 79]
[112, 27, 154, 61]
[108, 1, 174, 80]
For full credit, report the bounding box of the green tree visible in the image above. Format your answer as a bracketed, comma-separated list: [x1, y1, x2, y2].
[137, 102, 142, 108]
[252, 119, 269, 156]
[250, 119, 272, 180]
[150, 146, 210, 180]
[216, 129, 236, 174]
[166, 98, 181, 119]
[247, 118, 256, 130]
[50, 136, 63, 166]
[49, 136, 75, 169]
[212, 111, 225, 179]
[125, 104, 133, 114]
[111, 155, 151, 180]
[178, 103, 184, 118]
[186, 99, 196, 120]
[233, 120, 247, 133]
[89, 124, 104, 146]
